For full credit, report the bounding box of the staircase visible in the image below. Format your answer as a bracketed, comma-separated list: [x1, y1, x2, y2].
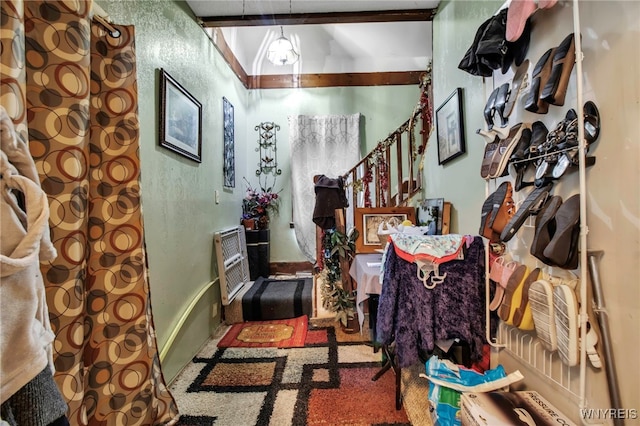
[341, 70, 434, 226]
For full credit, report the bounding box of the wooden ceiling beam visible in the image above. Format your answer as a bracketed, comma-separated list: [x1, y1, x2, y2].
[199, 9, 437, 28]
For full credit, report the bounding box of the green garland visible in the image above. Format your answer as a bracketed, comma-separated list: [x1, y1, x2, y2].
[319, 227, 359, 326]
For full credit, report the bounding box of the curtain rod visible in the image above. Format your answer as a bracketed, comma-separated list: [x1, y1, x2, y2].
[92, 14, 121, 38]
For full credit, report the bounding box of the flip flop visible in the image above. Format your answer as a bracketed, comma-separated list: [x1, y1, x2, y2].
[503, 59, 530, 118]
[500, 183, 552, 242]
[512, 267, 541, 329]
[543, 194, 580, 268]
[529, 279, 557, 351]
[541, 33, 576, 107]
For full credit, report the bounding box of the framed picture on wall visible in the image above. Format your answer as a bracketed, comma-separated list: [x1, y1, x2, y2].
[418, 198, 444, 235]
[354, 207, 416, 253]
[223, 97, 235, 188]
[159, 68, 202, 163]
[436, 87, 466, 165]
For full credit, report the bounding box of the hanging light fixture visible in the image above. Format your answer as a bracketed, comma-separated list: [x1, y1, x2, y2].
[266, 1, 298, 66]
[267, 26, 299, 66]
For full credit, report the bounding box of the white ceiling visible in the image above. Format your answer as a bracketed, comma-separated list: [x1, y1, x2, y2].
[185, 1, 439, 76]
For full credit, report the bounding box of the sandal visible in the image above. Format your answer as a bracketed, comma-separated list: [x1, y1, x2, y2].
[500, 183, 552, 242]
[541, 33, 576, 106]
[476, 126, 510, 143]
[488, 181, 515, 236]
[498, 263, 529, 324]
[490, 259, 518, 311]
[525, 47, 556, 114]
[503, 59, 530, 118]
[530, 195, 563, 265]
[542, 193, 580, 269]
[513, 121, 548, 191]
[484, 86, 500, 130]
[494, 82, 511, 128]
[512, 267, 541, 330]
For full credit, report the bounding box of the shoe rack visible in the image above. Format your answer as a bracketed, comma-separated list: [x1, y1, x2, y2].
[479, 1, 620, 423]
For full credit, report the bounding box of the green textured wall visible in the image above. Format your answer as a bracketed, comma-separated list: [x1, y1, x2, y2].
[97, 0, 422, 382]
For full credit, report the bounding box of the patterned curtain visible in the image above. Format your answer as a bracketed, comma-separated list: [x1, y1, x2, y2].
[289, 114, 361, 262]
[0, 1, 178, 424]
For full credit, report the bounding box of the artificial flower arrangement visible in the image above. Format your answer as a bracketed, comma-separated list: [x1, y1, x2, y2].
[241, 178, 280, 229]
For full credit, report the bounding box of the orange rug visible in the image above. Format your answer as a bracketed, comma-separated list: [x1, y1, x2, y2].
[217, 315, 308, 348]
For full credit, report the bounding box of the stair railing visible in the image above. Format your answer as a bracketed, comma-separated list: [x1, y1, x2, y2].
[341, 70, 434, 228]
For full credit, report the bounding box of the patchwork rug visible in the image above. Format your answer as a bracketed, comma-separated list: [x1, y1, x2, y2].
[217, 316, 308, 349]
[241, 277, 313, 321]
[170, 320, 411, 426]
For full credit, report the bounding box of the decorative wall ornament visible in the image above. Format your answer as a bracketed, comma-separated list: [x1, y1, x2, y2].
[223, 97, 235, 188]
[255, 121, 282, 188]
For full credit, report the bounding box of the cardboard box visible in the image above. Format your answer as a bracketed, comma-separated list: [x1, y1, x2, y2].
[461, 391, 576, 426]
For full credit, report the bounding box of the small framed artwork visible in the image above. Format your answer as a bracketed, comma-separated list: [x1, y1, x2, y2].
[159, 69, 202, 163]
[436, 88, 466, 165]
[354, 207, 416, 254]
[418, 198, 444, 235]
[223, 97, 235, 188]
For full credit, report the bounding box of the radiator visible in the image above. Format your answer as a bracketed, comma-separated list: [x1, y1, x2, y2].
[214, 225, 250, 305]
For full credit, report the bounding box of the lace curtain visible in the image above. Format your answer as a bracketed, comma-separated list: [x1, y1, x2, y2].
[289, 114, 361, 262]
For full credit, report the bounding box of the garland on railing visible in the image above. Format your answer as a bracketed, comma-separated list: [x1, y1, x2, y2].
[345, 65, 433, 207]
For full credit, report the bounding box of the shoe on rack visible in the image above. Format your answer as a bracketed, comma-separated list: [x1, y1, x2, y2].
[530, 195, 563, 265]
[480, 136, 501, 180]
[484, 86, 500, 130]
[489, 256, 513, 311]
[553, 284, 579, 366]
[498, 263, 529, 325]
[479, 188, 498, 240]
[541, 33, 576, 106]
[488, 123, 531, 179]
[494, 83, 511, 128]
[525, 47, 556, 114]
[477, 126, 511, 143]
[542, 193, 580, 269]
[513, 120, 547, 191]
[529, 279, 558, 351]
[488, 181, 516, 236]
[503, 59, 530, 119]
[512, 267, 541, 330]
[500, 183, 552, 242]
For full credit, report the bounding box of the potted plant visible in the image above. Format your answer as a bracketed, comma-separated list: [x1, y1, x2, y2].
[319, 227, 359, 329]
[241, 178, 280, 229]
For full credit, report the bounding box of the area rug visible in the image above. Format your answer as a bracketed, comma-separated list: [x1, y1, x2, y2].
[170, 321, 412, 426]
[241, 277, 313, 321]
[217, 316, 308, 349]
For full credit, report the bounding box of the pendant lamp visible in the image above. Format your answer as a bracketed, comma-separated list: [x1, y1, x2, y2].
[267, 26, 299, 66]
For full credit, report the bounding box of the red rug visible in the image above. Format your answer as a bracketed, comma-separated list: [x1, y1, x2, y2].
[217, 315, 308, 348]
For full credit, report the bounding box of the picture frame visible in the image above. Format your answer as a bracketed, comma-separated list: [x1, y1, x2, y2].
[418, 198, 444, 235]
[222, 97, 235, 188]
[354, 207, 416, 254]
[436, 88, 466, 165]
[159, 69, 202, 163]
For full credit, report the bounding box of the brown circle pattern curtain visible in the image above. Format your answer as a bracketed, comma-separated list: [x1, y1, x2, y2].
[1, 1, 178, 424]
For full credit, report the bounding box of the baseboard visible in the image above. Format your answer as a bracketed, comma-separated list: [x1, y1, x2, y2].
[270, 261, 314, 275]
